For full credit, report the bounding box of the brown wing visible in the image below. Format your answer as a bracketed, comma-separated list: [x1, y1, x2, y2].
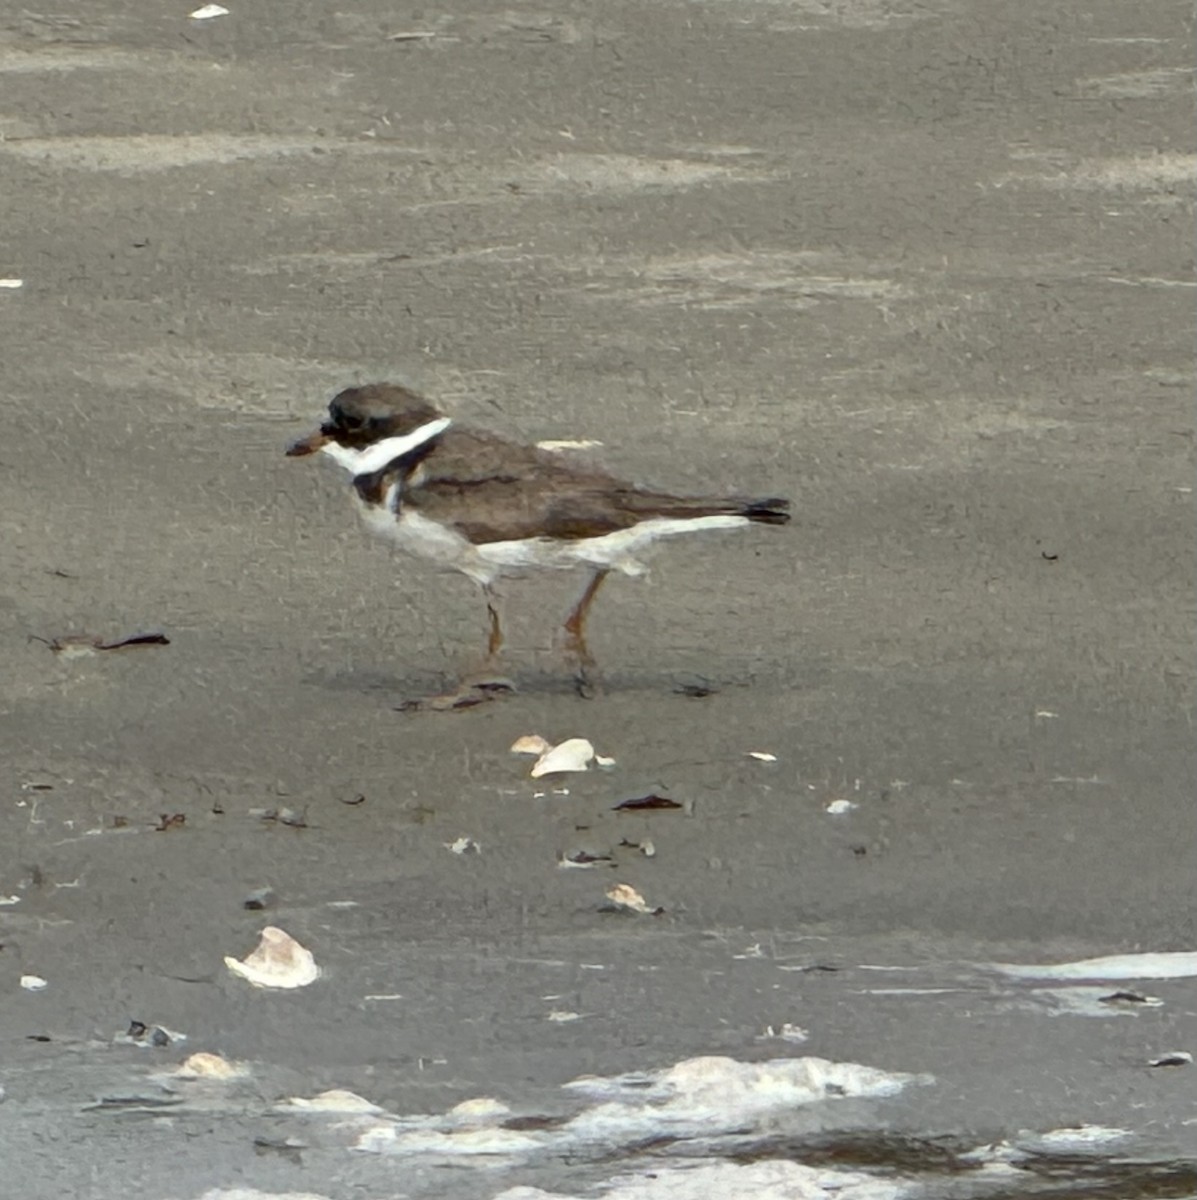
[404, 428, 788, 545]
[403, 429, 625, 543]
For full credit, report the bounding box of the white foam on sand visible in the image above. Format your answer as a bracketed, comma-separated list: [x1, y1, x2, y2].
[353, 1054, 926, 1162]
[274, 1089, 383, 1115]
[988, 951, 1197, 981]
[1025, 1126, 1131, 1151]
[196, 1191, 333, 1200]
[561, 1056, 924, 1142]
[493, 1159, 905, 1200]
[353, 1096, 543, 1160]
[962, 1125, 1131, 1167]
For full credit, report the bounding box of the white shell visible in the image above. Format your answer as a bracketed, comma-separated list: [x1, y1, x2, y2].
[825, 799, 856, 815]
[189, 4, 229, 18]
[510, 734, 552, 756]
[606, 882, 653, 914]
[762, 1023, 810, 1043]
[0, 279, 24, 289]
[224, 926, 320, 989]
[1149, 1051, 1193, 1067]
[536, 439, 604, 452]
[20, 974, 47, 991]
[530, 737, 595, 778]
[174, 1052, 247, 1080]
[747, 751, 777, 762]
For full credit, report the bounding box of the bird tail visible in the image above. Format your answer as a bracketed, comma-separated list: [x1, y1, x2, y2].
[613, 488, 791, 526]
[741, 497, 791, 525]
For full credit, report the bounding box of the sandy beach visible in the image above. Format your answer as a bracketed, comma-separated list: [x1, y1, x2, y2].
[0, 0, 1193, 1196]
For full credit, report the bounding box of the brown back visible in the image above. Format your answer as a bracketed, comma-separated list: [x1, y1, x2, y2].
[404, 428, 773, 545]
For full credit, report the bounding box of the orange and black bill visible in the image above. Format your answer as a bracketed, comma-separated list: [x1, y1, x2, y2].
[286, 428, 330, 457]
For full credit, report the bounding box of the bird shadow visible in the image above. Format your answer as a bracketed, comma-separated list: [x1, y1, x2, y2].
[303, 664, 751, 705]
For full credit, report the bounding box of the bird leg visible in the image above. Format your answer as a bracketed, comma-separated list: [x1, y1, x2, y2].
[562, 569, 610, 697]
[485, 587, 504, 662]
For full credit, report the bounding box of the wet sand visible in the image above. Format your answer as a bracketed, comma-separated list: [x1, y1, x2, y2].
[0, 0, 1193, 1196]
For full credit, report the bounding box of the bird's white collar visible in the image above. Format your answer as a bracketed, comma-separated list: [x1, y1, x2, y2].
[320, 416, 451, 476]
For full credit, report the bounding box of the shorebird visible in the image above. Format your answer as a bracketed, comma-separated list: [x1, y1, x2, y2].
[287, 383, 789, 708]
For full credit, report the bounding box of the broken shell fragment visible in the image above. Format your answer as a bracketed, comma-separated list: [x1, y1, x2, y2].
[559, 849, 614, 868]
[174, 1052, 247, 1080]
[118, 1020, 183, 1048]
[224, 926, 320, 989]
[1149, 1051, 1192, 1068]
[762, 1023, 809, 1043]
[1099, 990, 1163, 1008]
[536, 439, 603, 452]
[611, 835, 658, 857]
[613, 794, 681, 812]
[510, 734, 552, 756]
[39, 630, 170, 658]
[243, 886, 276, 911]
[530, 737, 595, 778]
[605, 882, 661, 915]
[747, 751, 778, 762]
[20, 975, 48, 991]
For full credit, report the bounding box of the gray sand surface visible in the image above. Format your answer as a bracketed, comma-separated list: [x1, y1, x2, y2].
[1, 1, 1193, 1197]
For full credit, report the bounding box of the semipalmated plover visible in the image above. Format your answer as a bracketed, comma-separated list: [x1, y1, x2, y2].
[287, 384, 789, 708]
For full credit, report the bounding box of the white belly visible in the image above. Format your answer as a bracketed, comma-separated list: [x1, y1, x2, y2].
[477, 515, 749, 578]
[356, 498, 750, 587]
[357, 499, 486, 576]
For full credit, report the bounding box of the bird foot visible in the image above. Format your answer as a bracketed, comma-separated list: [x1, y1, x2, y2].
[563, 636, 600, 699]
[397, 673, 517, 713]
[573, 667, 600, 700]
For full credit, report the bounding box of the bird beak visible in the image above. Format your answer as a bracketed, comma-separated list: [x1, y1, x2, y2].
[285, 428, 330, 458]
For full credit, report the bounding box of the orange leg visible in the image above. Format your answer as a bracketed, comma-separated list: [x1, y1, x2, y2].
[563, 570, 610, 695]
[484, 586, 503, 662]
[451, 584, 514, 698]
